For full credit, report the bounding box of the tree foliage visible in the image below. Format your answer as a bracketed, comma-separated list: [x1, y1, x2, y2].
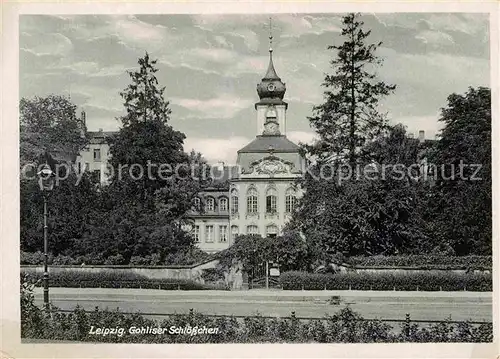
[77, 52, 202, 263]
[307, 13, 395, 164]
[424, 87, 491, 255]
[20, 95, 88, 166]
[217, 232, 310, 274]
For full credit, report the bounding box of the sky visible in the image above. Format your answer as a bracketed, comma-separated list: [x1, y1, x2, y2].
[20, 13, 490, 164]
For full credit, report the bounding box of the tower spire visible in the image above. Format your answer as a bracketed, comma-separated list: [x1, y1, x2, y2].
[256, 16, 286, 102]
[263, 16, 279, 80]
[269, 17, 273, 53]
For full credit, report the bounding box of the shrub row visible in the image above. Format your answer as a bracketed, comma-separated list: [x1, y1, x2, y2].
[341, 255, 492, 270]
[21, 270, 214, 290]
[280, 271, 492, 291]
[22, 305, 493, 343]
[20, 250, 214, 266]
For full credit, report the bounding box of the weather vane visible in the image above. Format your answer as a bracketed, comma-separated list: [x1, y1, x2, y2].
[269, 17, 273, 53]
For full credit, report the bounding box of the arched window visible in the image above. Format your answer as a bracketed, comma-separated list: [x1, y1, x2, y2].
[193, 197, 201, 211]
[266, 224, 278, 238]
[247, 225, 259, 235]
[231, 189, 239, 214]
[246, 187, 258, 214]
[231, 225, 239, 241]
[219, 197, 228, 212]
[266, 187, 278, 213]
[206, 197, 215, 211]
[285, 188, 297, 213]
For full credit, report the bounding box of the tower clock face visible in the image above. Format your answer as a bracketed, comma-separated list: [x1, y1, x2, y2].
[267, 83, 275, 92]
[265, 122, 279, 134]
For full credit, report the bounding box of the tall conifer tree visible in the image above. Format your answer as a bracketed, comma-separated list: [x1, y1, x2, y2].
[308, 13, 395, 165]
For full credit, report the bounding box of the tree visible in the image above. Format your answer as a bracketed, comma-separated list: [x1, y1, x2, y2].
[86, 52, 203, 263]
[291, 124, 430, 259]
[307, 13, 395, 165]
[20, 95, 88, 166]
[425, 87, 491, 255]
[19, 95, 96, 255]
[120, 52, 171, 126]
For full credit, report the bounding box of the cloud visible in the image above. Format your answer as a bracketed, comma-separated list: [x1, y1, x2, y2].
[184, 136, 251, 164]
[171, 94, 252, 119]
[392, 114, 443, 140]
[70, 85, 124, 113]
[280, 14, 342, 38]
[21, 32, 73, 56]
[415, 30, 455, 47]
[287, 131, 317, 145]
[374, 13, 487, 36]
[378, 47, 489, 88]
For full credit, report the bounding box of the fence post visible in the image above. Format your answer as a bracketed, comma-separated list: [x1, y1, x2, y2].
[404, 313, 411, 338]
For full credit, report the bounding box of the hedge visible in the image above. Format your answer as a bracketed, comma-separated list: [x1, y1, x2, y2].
[21, 305, 493, 343]
[341, 255, 492, 270]
[21, 270, 216, 290]
[280, 271, 492, 291]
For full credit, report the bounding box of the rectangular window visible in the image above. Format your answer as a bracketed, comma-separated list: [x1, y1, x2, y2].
[266, 195, 277, 213]
[92, 169, 101, 182]
[193, 225, 200, 243]
[219, 198, 228, 212]
[78, 162, 82, 174]
[206, 198, 214, 212]
[247, 197, 258, 213]
[219, 225, 228, 243]
[231, 226, 239, 241]
[231, 196, 239, 214]
[286, 196, 296, 213]
[247, 225, 259, 235]
[205, 225, 214, 243]
[93, 148, 101, 162]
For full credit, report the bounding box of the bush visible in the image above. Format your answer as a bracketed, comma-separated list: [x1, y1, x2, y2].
[20, 269, 213, 290]
[20, 292, 492, 343]
[280, 271, 492, 291]
[341, 255, 492, 271]
[201, 268, 225, 283]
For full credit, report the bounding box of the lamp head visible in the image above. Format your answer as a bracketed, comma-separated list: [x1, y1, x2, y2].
[37, 165, 55, 191]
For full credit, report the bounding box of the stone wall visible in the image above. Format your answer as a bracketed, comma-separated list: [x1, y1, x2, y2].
[21, 260, 220, 281]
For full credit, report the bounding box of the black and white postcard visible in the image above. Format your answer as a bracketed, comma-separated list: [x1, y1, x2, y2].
[1, 1, 498, 358]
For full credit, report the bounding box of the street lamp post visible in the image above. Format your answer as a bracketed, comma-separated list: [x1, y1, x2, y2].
[37, 151, 55, 312]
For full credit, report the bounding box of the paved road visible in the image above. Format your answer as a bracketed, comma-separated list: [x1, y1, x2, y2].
[34, 288, 492, 322]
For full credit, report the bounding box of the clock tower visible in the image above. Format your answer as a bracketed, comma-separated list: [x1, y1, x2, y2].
[255, 26, 287, 136]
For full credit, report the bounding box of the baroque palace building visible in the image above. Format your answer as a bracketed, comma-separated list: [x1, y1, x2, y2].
[74, 36, 306, 254]
[189, 36, 306, 253]
[73, 38, 433, 254]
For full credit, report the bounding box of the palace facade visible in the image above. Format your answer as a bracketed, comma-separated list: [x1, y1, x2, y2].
[188, 42, 305, 253]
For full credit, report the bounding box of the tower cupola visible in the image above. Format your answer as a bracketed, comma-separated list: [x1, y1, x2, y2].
[256, 19, 287, 107]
